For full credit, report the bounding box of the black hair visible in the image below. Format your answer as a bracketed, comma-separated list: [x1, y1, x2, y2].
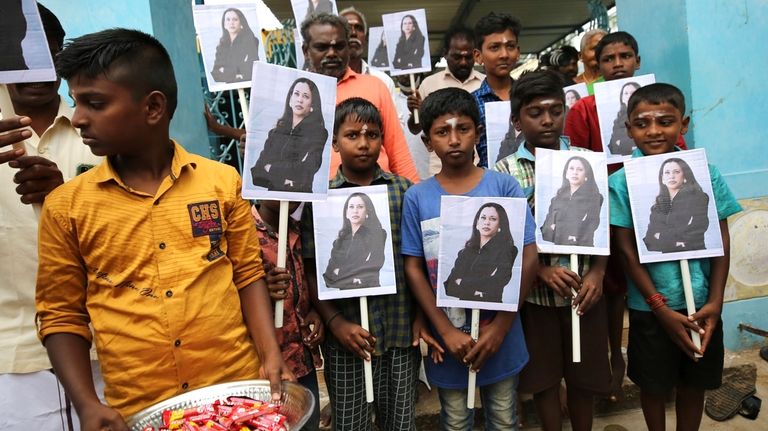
[337, 192, 383, 239]
[510, 70, 565, 119]
[38, 3, 65, 48]
[56, 28, 178, 118]
[465, 203, 513, 251]
[420, 87, 479, 134]
[218, 8, 257, 47]
[334, 97, 383, 136]
[300, 12, 349, 44]
[443, 25, 475, 52]
[653, 157, 703, 215]
[556, 156, 600, 197]
[275, 77, 324, 131]
[548, 45, 579, 67]
[594, 31, 638, 62]
[474, 12, 521, 48]
[627, 83, 686, 117]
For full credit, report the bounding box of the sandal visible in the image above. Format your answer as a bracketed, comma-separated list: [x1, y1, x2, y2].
[705, 364, 757, 421]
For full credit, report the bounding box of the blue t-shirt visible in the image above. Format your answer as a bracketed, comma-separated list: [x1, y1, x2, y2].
[401, 170, 536, 388]
[609, 152, 742, 312]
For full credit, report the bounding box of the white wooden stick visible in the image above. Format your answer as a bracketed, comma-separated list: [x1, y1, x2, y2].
[466, 308, 480, 409]
[570, 254, 581, 363]
[680, 259, 703, 358]
[274, 200, 289, 328]
[1, 84, 41, 218]
[0, 85, 24, 151]
[237, 88, 250, 123]
[360, 296, 374, 403]
[409, 74, 419, 124]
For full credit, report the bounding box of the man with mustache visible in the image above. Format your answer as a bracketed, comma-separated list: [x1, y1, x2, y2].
[339, 7, 396, 101]
[406, 25, 486, 174]
[0, 4, 103, 429]
[301, 12, 419, 183]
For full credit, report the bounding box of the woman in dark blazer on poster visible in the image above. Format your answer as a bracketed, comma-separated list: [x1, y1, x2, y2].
[644, 157, 709, 253]
[541, 156, 604, 247]
[392, 14, 425, 70]
[211, 8, 260, 83]
[0, 0, 28, 71]
[324, 193, 387, 289]
[607, 81, 640, 155]
[444, 203, 517, 303]
[251, 77, 328, 192]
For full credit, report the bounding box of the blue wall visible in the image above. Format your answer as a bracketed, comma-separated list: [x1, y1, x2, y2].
[44, 0, 209, 156]
[617, 0, 768, 199]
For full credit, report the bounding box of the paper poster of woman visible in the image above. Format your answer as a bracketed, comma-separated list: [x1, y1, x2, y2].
[250, 77, 328, 192]
[540, 155, 604, 247]
[444, 203, 518, 303]
[607, 81, 640, 155]
[306, 0, 334, 15]
[496, 122, 524, 163]
[565, 89, 581, 109]
[369, 27, 390, 69]
[0, 0, 28, 71]
[323, 192, 388, 289]
[210, 7, 260, 83]
[392, 14, 425, 70]
[643, 157, 709, 253]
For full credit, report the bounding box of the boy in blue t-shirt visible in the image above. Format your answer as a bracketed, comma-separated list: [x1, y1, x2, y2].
[401, 87, 538, 429]
[609, 83, 742, 430]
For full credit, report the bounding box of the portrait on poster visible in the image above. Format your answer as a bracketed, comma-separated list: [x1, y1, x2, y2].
[624, 149, 724, 264]
[563, 82, 588, 112]
[241, 63, 335, 201]
[290, 0, 338, 30]
[436, 196, 528, 312]
[368, 26, 390, 70]
[0, 0, 56, 84]
[193, 3, 266, 92]
[594, 73, 655, 163]
[381, 9, 432, 76]
[534, 149, 610, 255]
[485, 101, 523, 166]
[312, 185, 398, 300]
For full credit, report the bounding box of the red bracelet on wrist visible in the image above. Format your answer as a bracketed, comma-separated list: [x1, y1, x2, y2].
[645, 293, 668, 310]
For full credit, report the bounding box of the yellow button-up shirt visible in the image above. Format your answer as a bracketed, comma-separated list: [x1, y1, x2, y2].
[36, 141, 265, 417]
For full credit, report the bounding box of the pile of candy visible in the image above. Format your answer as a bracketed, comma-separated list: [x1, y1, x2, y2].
[141, 397, 288, 431]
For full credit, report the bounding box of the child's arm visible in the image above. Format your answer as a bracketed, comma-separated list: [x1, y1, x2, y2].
[689, 220, 729, 354]
[240, 279, 296, 400]
[46, 334, 128, 431]
[265, 266, 324, 348]
[572, 255, 607, 315]
[404, 255, 475, 363]
[614, 227, 703, 359]
[463, 243, 538, 371]
[306, 258, 376, 360]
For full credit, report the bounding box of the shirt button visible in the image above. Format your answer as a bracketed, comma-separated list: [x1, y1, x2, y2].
[165, 290, 173, 298]
[159, 242, 166, 249]
[174, 339, 181, 347]
[154, 199, 160, 206]
[182, 382, 189, 390]
[38, 147, 47, 154]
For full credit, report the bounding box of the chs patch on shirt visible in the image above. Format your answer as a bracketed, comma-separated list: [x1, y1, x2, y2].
[188, 200, 223, 237]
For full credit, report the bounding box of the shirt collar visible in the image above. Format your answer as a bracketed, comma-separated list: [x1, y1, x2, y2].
[338, 67, 358, 85]
[630, 145, 682, 158]
[89, 140, 197, 185]
[444, 68, 484, 85]
[515, 136, 571, 162]
[330, 163, 393, 188]
[476, 78, 494, 98]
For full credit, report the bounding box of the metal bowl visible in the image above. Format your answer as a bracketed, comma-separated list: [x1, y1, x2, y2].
[126, 380, 315, 430]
